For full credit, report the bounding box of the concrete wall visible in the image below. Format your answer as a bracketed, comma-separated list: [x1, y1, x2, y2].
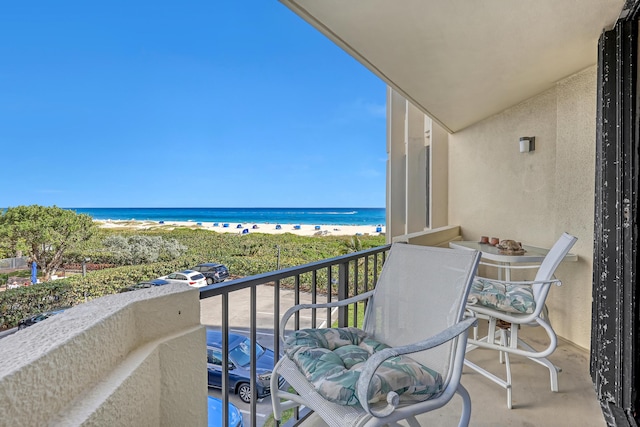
[0, 284, 206, 426]
[448, 66, 597, 349]
[386, 87, 450, 242]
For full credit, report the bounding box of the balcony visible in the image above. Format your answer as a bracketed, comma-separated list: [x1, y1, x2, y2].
[0, 242, 603, 426]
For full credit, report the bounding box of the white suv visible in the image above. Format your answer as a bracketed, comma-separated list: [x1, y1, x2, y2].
[159, 270, 208, 288]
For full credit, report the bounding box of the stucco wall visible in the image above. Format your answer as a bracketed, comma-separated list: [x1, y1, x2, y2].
[0, 284, 207, 426]
[448, 66, 597, 349]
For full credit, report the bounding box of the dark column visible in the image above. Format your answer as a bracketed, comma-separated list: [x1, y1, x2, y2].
[591, 8, 639, 426]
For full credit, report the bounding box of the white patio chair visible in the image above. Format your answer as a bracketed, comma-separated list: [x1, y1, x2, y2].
[464, 232, 578, 409]
[271, 243, 481, 427]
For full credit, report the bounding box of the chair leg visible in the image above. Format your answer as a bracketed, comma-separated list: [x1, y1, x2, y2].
[405, 416, 421, 427]
[464, 359, 512, 409]
[456, 383, 472, 427]
[499, 328, 506, 364]
[465, 319, 513, 409]
[499, 328, 513, 409]
[519, 338, 561, 392]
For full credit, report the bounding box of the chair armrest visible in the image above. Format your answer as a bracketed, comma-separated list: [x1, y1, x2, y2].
[355, 317, 477, 418]
[279, 290, 375, 342]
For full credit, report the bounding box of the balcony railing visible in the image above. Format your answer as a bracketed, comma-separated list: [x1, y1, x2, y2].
[199, 244, 391, 427]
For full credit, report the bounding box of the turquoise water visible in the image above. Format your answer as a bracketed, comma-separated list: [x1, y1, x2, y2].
[68, 207, 386, 226]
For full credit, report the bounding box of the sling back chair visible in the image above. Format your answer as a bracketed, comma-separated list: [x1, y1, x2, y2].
[271, 243, 481, 427]
[464, 232, 578, 409]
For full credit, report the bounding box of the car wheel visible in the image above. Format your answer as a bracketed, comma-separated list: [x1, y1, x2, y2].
[237, 383, 251, 403]
[206, 278, 213, 285]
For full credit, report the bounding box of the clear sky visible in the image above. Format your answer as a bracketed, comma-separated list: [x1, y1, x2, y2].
[0, 1, 387, 208]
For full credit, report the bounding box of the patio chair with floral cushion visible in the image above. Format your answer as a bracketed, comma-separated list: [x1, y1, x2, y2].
[270, 243, 481, 427]
[464, 232, 578, 409]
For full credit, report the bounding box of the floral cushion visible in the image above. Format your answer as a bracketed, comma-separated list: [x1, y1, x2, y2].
[284, 327, 443, 407]
[469, 278, 536, 314]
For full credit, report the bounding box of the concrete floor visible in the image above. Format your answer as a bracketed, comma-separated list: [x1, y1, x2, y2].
[301, 325, 606, 427]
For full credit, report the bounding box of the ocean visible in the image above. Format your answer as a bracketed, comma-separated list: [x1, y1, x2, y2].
[67, 207, 386, 226]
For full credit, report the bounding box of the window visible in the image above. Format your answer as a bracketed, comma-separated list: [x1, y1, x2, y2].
[207, 349, 223, 365]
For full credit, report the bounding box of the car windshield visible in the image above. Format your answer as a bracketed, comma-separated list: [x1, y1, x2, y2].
[229, 338, 265, 367]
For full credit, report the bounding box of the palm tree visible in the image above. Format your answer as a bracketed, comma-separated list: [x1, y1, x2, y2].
[340, 235, 363, 254]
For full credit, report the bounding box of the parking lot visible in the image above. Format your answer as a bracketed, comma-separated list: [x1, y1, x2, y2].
[200, 285, 324, 427]
[205, 326, 281, 427]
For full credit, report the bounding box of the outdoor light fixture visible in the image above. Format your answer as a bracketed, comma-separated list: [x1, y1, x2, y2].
[519, 136, 535, 153]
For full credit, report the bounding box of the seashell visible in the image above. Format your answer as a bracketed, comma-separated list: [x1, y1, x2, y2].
[497, 240, 522, 251]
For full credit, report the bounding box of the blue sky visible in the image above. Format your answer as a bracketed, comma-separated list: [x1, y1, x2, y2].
[0, 1, 386, 208]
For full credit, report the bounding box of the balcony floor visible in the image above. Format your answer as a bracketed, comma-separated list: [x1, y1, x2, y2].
[300, 325, 605, 427]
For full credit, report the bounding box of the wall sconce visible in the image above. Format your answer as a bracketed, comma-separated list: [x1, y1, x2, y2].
[519, 136, 535, 153]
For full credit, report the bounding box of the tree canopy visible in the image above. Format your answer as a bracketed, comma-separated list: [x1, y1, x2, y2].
[0, 205, 97, 281]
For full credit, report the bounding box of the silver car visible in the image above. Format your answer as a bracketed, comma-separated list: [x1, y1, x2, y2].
[159, 270, 208, 288]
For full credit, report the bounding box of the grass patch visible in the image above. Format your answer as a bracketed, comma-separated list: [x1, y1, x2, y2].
[331, 302, 366, 328]
[263, 386, 297, 427]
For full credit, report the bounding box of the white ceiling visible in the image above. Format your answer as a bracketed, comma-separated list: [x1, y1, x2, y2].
[280, 0, 625, 133]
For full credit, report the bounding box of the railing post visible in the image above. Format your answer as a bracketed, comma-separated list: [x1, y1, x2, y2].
[338, 261, 349, 327]
[221, 293, 229, 427]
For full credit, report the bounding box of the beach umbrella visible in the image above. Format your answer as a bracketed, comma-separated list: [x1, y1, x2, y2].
[31, 261, 37, 285]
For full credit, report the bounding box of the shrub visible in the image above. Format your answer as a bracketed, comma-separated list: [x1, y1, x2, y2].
[0, 229, 385, 329]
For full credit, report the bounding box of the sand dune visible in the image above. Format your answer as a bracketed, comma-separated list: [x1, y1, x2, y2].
[95, 220, 385, 237]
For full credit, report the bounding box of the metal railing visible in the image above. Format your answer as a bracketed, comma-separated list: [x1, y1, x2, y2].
[199, 244, 391, 427]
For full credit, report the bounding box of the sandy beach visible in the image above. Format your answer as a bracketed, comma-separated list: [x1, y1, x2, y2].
[95, 219, 385, 237]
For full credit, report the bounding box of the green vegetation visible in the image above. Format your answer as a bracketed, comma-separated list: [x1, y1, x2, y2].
[263, 387, 297, 427]
[0, 225, 385, 329]
[102, 234, 187, 265]
[332, 302, 367, 329]
[0, 205, 97, 281]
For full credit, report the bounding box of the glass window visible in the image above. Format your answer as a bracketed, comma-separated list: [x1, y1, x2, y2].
[207, 348, 223, 365]
[229, 338, 264, 367]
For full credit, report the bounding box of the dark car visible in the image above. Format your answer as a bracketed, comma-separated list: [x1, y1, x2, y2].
[207, 396, 244, 427]
[192, 263, 229, 285]
[119, 278, 171, 292]
[206, 329, 284, 403]
[18, 308, 67, 329]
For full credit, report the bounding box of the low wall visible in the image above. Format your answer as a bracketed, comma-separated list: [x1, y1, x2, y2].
[0, 284, 206, 426]
[392, 225, 462, 247]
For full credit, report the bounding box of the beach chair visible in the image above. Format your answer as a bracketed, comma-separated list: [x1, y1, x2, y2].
[464, 232, 578, 408]
[294, 224, 301, 230]
[275, 224, 282, 230]
[271, 243, 481, 427]
[315, 225, 321, 230]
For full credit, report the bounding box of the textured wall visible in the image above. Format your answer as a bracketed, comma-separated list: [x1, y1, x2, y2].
[0, 284, 206, 426]
[448, 66, 597, 349]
